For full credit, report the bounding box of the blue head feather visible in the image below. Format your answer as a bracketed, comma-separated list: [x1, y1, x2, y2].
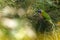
[38, 10, 41, 14]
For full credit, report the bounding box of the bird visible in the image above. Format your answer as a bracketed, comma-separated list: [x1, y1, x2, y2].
[36, 9, 55, 33]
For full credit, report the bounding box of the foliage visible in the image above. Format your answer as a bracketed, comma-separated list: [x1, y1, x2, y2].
[0, 0, 60, 40]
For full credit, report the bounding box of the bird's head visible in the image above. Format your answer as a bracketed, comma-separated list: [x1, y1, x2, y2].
[37, 9, 43, 16]
[38, 10, 42, 14]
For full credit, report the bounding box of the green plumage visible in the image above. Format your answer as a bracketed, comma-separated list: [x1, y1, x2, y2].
[36, 10, 55, 33]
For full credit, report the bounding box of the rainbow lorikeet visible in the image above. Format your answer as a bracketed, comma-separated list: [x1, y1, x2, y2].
[36, 10, 55, 33]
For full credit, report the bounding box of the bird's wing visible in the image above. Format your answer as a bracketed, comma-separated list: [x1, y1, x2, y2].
[42, 10, 55, 27]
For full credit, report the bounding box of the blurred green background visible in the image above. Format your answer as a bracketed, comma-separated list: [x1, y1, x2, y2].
[0, 0, 60, 40]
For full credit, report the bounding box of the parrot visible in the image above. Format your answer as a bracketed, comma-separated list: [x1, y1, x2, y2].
[36, 9, 55, 33]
